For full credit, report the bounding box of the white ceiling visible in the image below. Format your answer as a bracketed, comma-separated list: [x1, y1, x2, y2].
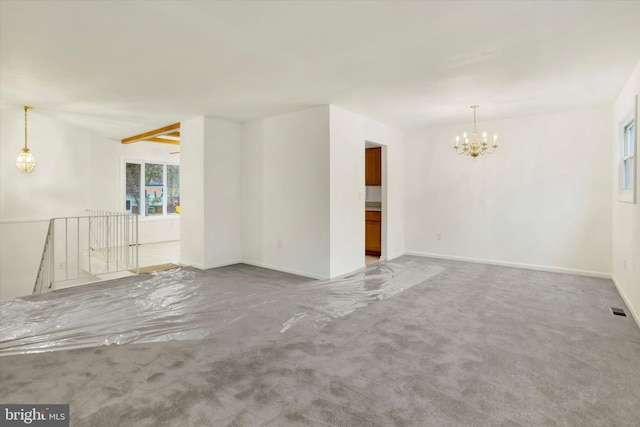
[1, 1, 639, 138]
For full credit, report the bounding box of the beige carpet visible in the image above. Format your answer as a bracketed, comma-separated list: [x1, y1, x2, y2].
[137, 263, 181, 274]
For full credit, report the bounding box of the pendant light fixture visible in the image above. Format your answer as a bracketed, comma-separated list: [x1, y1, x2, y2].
[453, 105, 498, 158]
[16, 106, 36, 173]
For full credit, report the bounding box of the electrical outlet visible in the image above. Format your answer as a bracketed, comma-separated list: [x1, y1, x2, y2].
[277, 240, 283, 249]
[436, 233, 442, 241]
[624, 259, 627, 270]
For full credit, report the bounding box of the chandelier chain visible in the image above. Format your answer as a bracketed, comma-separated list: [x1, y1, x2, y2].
[471, 105, 479, 133]
[23, 106, 32, 151]
[24, 106, 28, 150]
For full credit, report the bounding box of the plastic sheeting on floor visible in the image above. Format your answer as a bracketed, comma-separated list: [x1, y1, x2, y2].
[0, 260, 444, 356]
[279, 261, 444, 332]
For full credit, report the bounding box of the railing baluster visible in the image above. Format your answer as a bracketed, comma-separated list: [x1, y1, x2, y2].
[126, 215, 130, 271]
[76, 218, 80, 279]
[105, 215, 110, 273]
[65, 218, 68, 281]
[50, 220, 55, 290]
[135, 214, 139, 274]
[33, 211, 139, 294]
[118, 213, 122, 269]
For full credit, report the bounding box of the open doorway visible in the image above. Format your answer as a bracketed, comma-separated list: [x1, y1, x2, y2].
[365, 142, 384, 265]
[121, 123, 182, 273]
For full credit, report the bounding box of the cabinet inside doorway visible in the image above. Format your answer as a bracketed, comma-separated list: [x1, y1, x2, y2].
[365, 210, 381, 256]
[365, 147, 382, 186]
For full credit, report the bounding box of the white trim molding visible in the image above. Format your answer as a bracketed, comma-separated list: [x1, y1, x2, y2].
[404, 251, 612, 279]
[611, 275, 640, 330]
[240, 260, 328, 280]
[616, 94, 638, 204]
[384, 251, 406, 262]
[183, 259, 243, 271]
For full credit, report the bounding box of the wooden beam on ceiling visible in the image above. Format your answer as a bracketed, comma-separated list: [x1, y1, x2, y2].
[144, 137, 180, 145]
[167, 131, 180, 137]
[121, 122, 180, 144]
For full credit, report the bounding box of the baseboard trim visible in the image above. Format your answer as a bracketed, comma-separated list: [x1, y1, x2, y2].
[182, 258, 334, 280]
[611, 275, 640, 330]
[184, 259, 243, 270]
[404, 251, 612, 279]
[330, 264, 368, 280]
[241, 260, 328, 280]
[384, 251, 405, 262]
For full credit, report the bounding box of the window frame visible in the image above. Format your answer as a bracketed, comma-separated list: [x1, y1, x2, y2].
[122, 158, 180, 218]
[617, 95, 638, 204]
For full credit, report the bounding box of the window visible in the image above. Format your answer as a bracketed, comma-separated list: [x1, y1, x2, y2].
[167, 165, 180, 214]
[618, 95, 638, 204]
[622, 121, 635, 190]
[126, 163, 142, 214]
[125, 161, 180, 216]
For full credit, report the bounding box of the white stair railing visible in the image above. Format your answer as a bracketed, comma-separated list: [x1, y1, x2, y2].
[33, 211, 139, 294]
[33, 219, 55, 294]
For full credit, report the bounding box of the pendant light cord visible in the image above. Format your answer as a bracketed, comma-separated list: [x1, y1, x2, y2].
[23, 106, 29, 150]
[471, 105, 479, 133]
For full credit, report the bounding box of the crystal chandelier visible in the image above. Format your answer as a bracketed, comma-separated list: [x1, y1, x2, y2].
[453, 105, 498, 158]
[16, 106, 36, 173]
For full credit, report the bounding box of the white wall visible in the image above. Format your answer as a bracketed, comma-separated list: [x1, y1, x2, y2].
[405, 107, 612, 277]
[89, 132, 120, 212]
[203, 117, 242, 267]
[329, 106, 366, 277]
[241, 105, 404, 279]
[241, 120, 264, 265]
[179, 116, 206, 268]
[0, 108, 180, 300]
[242, 106, 331, 278]
[180, 116, 242, 269]
[0, 108, 179, 221]
[0, 220, 49, 300]
[328, 106, 406, 277]
[1, 108, 93, 220]
[2, 103, 404, 299]
[611, 60, 640, 326]
[1, 108, 94, 300]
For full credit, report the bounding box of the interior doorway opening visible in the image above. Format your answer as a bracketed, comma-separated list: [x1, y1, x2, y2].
[121, 123, 182, 274]
[365, 141, 385, 265]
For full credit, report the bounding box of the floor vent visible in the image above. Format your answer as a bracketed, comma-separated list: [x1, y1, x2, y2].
[611, 307, 627, 317]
